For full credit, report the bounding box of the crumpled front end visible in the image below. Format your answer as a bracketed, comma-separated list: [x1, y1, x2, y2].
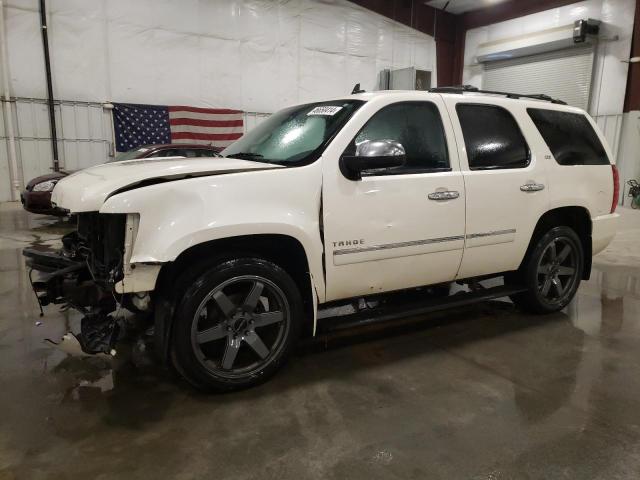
[24, 212, 130, 354]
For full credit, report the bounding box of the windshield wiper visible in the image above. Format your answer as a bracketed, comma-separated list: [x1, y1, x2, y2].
[226, 152, 265, 161]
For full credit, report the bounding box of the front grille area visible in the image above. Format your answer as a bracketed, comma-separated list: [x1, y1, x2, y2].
[72, 212, 127, 285]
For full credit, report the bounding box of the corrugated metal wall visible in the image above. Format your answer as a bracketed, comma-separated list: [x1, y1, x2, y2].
[0, 100, 272, 202]
[0, 98, 114, 201]
[594, 114, 624, 162]
[243, 111, 270, 133]
[482, 46, 596, 111]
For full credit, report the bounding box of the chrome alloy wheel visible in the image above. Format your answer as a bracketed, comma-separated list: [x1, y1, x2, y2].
[536, 236, 579, 305]
[190, 275, 290, 379]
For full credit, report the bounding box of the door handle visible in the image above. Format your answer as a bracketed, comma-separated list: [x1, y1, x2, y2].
[428, 190, 460, 201]
[520, 183, 545, 192]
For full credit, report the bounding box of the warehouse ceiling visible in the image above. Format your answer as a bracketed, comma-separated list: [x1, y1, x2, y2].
[425, 0, 509, 14]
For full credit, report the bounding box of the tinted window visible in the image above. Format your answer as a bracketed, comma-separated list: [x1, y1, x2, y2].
[194, 149, 216, 157]
[146, 150, 178, 158]
[456, 104, 530, 170]
[527, 108, 609, 165]
[346, 102, 449, 175]
[176, 149, 197, 158]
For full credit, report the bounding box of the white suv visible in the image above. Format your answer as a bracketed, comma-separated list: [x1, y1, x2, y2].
[25, 86, 620, 391]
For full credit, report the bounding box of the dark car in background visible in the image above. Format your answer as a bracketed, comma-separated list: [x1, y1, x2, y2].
[21, 144, 221, 215]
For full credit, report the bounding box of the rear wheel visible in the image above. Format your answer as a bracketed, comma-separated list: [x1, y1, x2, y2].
[171, 257, 302, 392]
[510, 226, 584, 314]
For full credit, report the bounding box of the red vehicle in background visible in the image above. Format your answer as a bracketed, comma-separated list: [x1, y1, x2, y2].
[21, 144, 221, 215]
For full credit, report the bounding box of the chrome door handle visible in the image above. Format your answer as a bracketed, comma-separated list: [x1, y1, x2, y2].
[520, 183, 545, 192]
[428, 190, 460, 201]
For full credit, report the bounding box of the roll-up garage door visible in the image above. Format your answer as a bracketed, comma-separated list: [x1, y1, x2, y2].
[482, 45, 595, 110]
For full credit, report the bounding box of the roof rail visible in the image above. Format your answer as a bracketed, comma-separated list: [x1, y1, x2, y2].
[429, 85, 567, 105]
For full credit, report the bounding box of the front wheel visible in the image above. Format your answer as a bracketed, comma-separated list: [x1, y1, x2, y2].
[171, 257, 302, 392]
[510, 226, 584, 314]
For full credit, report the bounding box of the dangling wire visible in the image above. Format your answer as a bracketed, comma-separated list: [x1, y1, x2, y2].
[28, 268, 44, 317]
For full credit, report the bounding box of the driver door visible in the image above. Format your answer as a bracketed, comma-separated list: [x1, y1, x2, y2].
[321, 95, 466, 302]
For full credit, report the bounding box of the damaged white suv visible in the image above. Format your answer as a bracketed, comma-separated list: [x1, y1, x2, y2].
[25, 86, 619, 391]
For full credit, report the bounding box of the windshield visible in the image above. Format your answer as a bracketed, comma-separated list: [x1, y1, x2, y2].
[222, 100, 363, 165]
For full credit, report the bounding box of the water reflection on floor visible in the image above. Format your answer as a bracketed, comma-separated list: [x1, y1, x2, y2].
[2, 203, 640, 479]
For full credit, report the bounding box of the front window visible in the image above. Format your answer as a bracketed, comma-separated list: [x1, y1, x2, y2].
[222, 100, 363, 165]
[344, 101, 450, 175]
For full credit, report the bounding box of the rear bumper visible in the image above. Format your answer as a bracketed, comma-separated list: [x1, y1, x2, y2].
[592, 212, 619, 255]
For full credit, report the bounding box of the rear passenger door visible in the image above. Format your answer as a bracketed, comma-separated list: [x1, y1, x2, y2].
[443, 97, 550, 279]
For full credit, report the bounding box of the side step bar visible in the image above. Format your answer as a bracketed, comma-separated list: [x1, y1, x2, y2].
[317, 285, 527, 334]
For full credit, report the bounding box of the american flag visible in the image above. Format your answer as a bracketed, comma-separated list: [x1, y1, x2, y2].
[113, 103, 244, 152]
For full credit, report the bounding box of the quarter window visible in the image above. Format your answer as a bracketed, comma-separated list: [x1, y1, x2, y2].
[527, 108, 609, 165]
[456, 104, 530, 170]
[345, 101, 450, 175]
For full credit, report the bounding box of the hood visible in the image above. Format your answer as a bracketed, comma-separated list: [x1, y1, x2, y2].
[51, 156, 282, 213]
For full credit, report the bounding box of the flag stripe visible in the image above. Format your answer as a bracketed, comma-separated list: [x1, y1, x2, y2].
[171, 132, 243, 141]
[170, 124, 244, 135]
[169, 118, 244, 127]
[168, 106, 242, 114]
[168, 111, 243, 121]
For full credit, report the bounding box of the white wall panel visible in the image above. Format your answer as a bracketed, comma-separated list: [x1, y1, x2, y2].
[4, 5, 45, 99]
[0, 104, 10, 201]
[1, 0, 436, 200]
[4, 0, 436, 110]
[594, 114, 623, 161]
[616, 112, 640, 205]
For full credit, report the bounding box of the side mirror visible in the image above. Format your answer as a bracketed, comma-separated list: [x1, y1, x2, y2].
[340, 139, 406, 180]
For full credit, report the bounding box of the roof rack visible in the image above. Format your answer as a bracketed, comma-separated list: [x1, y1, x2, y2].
[429, 85, 567, 105]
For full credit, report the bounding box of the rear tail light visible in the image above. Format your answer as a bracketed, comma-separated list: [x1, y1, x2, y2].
[611, 164, 619, 213]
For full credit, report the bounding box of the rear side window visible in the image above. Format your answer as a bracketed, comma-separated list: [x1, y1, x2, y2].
[527, 108, 609, 165]
[456, 104, 530, 170]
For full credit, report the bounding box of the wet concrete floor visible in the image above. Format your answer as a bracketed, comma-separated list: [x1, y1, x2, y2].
[1, 202, 640, 479]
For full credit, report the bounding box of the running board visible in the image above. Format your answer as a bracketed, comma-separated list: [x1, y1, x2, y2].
[317, 285, 527, 334]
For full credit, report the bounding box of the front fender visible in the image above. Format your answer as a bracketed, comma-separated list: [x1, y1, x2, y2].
[100, 164, 326, 301]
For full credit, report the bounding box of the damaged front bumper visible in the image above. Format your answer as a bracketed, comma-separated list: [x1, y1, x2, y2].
[24, 247, 113, 309]
[24, 212, 131, 355]
[24, 247, 122, 355]
[24, 212, 162, 356]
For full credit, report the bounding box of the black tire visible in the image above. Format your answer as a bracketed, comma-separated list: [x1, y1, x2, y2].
[171, 257, 302, 392]
[510, 226, 584, 314]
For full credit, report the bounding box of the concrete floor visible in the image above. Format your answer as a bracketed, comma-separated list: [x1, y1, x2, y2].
[1, 202, 640, 480]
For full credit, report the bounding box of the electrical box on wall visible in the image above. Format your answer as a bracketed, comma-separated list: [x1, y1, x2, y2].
[379, 67, 431, 91]
[573, 19, 600, 43]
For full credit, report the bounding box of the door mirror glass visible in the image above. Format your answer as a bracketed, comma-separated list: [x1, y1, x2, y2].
[340, 139, 406, 180]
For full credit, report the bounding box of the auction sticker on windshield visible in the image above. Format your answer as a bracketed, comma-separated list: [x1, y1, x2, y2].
[307, 106, 343, 116]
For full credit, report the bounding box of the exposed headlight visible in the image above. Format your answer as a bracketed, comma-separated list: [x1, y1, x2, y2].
[32, 180, 58, 192]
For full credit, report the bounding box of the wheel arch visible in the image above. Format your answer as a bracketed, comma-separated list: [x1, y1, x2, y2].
[519, 206, 593, 280]
[153, 233, 318, 364]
